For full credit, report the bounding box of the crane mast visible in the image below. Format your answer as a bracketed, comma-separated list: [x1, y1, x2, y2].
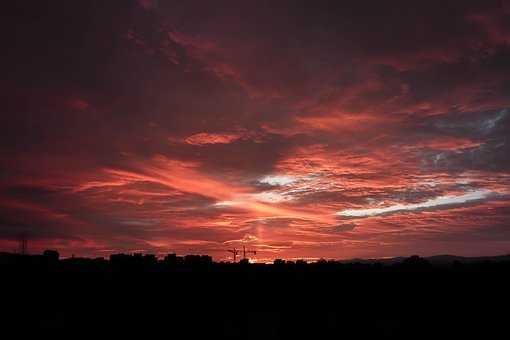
[227, 246, 257, 262]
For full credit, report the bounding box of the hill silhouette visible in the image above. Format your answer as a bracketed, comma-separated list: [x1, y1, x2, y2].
[1, 251, 509, 338]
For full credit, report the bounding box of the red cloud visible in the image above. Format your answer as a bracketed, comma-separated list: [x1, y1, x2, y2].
[2, 1, 510, 260]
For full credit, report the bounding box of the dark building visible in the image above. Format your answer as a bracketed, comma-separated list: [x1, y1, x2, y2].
[43, 249, 60, 262]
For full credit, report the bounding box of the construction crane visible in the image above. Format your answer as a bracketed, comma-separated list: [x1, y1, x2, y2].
[227, 247, 241, 262]
[227, 246, 257, 262]
[242, 246, 256, 260]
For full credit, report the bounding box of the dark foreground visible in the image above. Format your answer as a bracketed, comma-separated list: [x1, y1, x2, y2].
[1, 252, 509, 338]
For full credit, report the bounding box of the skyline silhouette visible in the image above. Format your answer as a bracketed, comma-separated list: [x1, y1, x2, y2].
[2, 248, 510, 337]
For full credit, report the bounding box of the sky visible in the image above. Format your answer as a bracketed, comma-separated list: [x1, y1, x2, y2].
[1, 0, 510, 261]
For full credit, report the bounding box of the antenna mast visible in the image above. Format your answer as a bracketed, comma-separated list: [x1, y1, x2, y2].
[19, 233, 28, 255]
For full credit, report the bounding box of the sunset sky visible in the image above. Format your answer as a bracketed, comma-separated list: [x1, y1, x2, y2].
[2, 0, 510, 260]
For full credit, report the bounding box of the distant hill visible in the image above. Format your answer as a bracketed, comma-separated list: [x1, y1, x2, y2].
[338, 254, 510, 266]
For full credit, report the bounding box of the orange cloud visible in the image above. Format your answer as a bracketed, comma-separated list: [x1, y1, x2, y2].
[184, 132, 243, 145]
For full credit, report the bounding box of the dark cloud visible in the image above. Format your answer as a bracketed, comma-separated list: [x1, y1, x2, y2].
[331, 224, 357, 233]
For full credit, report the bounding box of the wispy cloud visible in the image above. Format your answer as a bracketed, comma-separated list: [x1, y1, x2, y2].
[258, 175, 297, 186]
[337, 189, 496, 218]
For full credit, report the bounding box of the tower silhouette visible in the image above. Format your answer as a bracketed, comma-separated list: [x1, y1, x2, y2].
[19, 233, 28, 255]
[227, 247, 240, 262]
[242, 246, 256, 260]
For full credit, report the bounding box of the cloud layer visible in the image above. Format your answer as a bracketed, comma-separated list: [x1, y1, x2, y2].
[1, 0, 509, 260]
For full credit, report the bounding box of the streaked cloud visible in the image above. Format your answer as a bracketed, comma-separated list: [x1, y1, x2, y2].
[258, 175, 297, 186]
[337, 189, 496, 218]
[2, 1, 510, 259]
